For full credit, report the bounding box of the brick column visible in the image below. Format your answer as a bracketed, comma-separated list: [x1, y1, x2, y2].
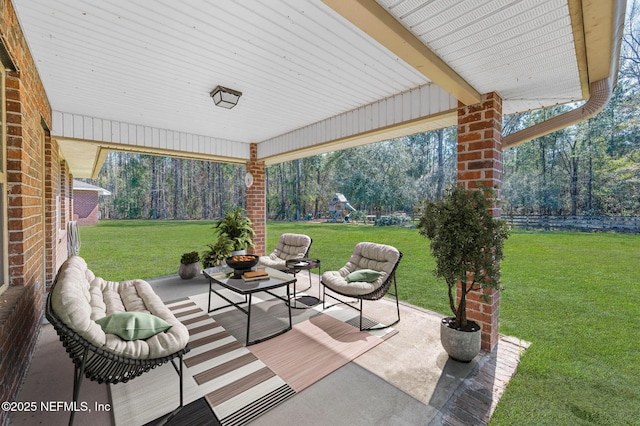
[457, 92, 502, 351]
[245, 143, 266, 255]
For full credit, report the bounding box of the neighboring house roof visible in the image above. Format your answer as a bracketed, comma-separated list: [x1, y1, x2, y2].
[12, 1, 626, 177]
[72, 180, 111, 196]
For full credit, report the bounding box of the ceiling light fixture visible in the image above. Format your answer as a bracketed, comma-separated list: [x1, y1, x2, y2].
[210, 85, 242, 109]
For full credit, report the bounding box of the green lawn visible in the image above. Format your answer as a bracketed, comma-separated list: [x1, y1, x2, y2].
[493, 231, 640, 425]
[78, 220, 640, 425]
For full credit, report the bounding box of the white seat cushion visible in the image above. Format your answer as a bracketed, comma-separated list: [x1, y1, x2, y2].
[259, 233, 311, 270]
[321, 242, 400, 296]
[51, 256, 189, 359]
[322, 270, 378, 296]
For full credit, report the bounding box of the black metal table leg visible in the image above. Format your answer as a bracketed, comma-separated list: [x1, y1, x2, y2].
[287, 283, 292, 329]
[246, 293, 253, 345]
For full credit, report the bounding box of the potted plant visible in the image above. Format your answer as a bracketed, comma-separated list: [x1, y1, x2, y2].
[214, 207, 256, 254]
[201, 237, 234, 269]
[179, 251, 200, 280]
[417, 184, 509, 362]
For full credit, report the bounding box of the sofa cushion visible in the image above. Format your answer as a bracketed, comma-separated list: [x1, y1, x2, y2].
[95, 312, 172, 340]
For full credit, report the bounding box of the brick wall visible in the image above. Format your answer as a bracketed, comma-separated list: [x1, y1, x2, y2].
[0, 1, 65, 424]
[245, 143, 266, 255]
[457, 92, 503, 351]
[73, 190, 99, 226]
[0, 286, 41, 413]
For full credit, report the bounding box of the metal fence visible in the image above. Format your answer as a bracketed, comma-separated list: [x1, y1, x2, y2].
[503, 215, 640, 234]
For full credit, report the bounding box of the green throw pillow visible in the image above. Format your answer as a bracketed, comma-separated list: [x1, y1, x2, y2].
[95, 312, 172, 341]
[346, 269, 382, 283]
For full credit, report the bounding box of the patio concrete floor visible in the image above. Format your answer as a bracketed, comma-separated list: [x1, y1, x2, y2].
[12, 271, 529, 426]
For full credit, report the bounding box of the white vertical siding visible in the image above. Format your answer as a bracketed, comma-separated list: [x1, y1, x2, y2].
[51, 111, 250, 160]
[258, 83, 456, 159]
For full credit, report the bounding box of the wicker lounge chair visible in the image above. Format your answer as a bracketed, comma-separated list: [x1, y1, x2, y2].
[259, 233, 314, 299]
[46, 256, 190, 425]
[258, 233, 312, 272]
[259, 231, 309, 275]
[321, 242, 402, 331]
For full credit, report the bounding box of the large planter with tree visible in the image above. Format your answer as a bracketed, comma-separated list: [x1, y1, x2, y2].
[417, 185, 509, 362]
[214, 207, 256, 254]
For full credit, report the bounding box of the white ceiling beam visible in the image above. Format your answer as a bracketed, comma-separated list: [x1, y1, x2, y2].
[581, 0, 626, 84]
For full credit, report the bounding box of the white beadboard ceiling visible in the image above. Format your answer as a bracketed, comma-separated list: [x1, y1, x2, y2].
[11, 0, 624, 177]
[377, 0, 581, 104]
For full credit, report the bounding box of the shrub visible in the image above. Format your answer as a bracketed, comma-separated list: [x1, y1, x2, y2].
[375, 213, 411, 227]
[180, 251, 200, 265]
[201, 237, 234, 268]
[349, 210, 367, 223]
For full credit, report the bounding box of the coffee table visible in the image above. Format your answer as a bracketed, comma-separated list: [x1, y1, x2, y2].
[203, 267, 294, 346]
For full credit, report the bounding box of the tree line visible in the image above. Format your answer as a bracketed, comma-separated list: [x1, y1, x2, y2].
[90, 127, 458, 221]
[89, 97, 638, 221]
[88, 4, 640, 220]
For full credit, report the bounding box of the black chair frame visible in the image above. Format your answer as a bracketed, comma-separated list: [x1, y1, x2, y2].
[322, 251, 402, 331]
[45, 272, 190, 426]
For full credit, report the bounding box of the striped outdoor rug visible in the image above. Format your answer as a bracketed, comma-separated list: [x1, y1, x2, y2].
[110, 291, 396, 426]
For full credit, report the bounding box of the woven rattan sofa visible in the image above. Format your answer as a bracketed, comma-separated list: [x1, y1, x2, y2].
[322, 242, 402, 331]
[46, 256, 190, 425]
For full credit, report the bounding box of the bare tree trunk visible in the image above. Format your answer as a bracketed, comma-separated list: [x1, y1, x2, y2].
[150, 156, 158, 219]
[235, 167, 244, 208]
[201, 162, 210, 219]
[173, 158, 184, 219]
[217, 163, 224, 218]
[570, 155, 579, 215]
[587, 120, 594, 213]
[539, 137, 548, 215]
[315, 166, 320, 219]
[160, 159, 168, 219]
[185, 160, 192, 219]
[266, 166, 270, 219]
[279, 164, 287, 219]
[436, 129, 445, 199]
[295, 159, 301, 220]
